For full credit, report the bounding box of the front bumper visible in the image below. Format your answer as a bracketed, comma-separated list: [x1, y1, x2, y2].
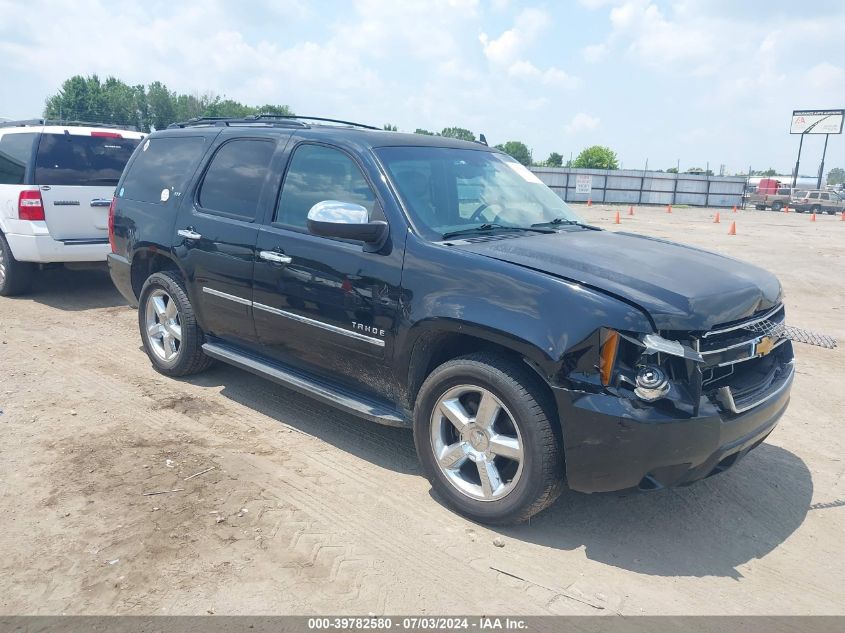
[5, 232, 109, 263]
[553, 366, 793, 493]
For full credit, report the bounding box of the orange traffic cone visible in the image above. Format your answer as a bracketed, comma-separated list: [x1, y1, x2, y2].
[667, 204, 672, 213]
[615, 211, 621, 224]
[728, 221, 736, 235]
[811, 212, 817, 222]
[732, 205, 737, 213]
[784, 205, 789, 213]
[587, 198, 592, 207]
[714, 212, 721, 223]
[841, 212, 845, 221]
[628, 205, 634, 216]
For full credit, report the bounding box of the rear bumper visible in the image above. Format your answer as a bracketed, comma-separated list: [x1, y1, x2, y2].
[554, 368, 793, 493]
[4, 232, 109, 263]
[107, 253, 137, 306]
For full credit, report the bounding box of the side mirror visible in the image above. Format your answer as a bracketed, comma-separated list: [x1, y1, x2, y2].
[307, 201, 388, 250]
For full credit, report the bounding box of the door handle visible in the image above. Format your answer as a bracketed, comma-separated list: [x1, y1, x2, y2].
[90, 198, 112, 207]
[177, 228, 202, 240]
[259, 250, 292, 265]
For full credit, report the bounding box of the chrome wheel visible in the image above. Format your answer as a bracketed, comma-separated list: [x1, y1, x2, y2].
[144, 288, 182, 361]
[430, 385, 524, 501]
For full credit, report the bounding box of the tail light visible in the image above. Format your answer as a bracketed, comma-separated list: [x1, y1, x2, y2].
[91, 131, 122, 138]
[18, 190, 45, 221]
[108, 196, 117, 253]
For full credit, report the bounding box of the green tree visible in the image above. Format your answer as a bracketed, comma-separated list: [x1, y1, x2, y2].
[826, 167, 844, 185]
[571, 145, 619, 170]
[751, 168, 778, 177]
[666, 167, 678, 173]
[383, 123, 398, 131]
[494, 141, 533, 166]
[44, 74, 294, 132]
[440, 127, 475, 142]
[546, 152, 563, 168]
[414, 128, 436, 135]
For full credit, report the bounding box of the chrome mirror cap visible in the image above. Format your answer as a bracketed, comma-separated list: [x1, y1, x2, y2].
[307, 200, 369, 225]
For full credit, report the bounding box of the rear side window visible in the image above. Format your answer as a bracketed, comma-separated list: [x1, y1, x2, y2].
[34, 133, 140, 186]
[819, 193, 830, 200]
[198, 139, 276, 220]
[276, 144, 376, 229]
[0, 133, 38, 185]
[120, 136, 205, 204]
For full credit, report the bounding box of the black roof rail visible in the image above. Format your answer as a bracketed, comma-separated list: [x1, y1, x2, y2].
[252, 114, 380, 130]
[0, 118, 139, 131]
[167, 114, 379, 131]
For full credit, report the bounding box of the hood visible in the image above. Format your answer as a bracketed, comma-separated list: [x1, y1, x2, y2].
[455, 229, 783, 332]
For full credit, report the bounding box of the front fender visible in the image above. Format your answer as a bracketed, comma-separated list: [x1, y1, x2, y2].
[395, 235, 653, 386]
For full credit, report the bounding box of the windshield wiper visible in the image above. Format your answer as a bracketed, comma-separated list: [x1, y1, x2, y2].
[530, 217, 585, 228]
[441, 223, 554, 240]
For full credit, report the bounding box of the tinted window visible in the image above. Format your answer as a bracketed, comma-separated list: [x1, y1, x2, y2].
[819, 193, 830, 200]
[34, 133, 139, 186]
[0, 133, 38, 185]
[276, 144, 375, 229]
[795, 191, 809, 198]
[198, 140, 276, 219]
[808, 192, 819, 199]
[121, 136, 205, 204]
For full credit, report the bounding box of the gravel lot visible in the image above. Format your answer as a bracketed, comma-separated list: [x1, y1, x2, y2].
[0, 205, 843, 615]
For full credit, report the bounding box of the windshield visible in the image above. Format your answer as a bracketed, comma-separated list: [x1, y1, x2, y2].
[375, 146, 582, 240]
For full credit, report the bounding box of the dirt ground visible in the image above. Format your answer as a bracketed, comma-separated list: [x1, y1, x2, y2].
[1, 204, 843, 615]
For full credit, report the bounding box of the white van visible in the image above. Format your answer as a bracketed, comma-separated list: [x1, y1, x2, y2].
[0, 119, 144, 295]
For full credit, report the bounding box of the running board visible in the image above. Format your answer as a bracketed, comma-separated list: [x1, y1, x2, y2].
[201, 342, 411, 428]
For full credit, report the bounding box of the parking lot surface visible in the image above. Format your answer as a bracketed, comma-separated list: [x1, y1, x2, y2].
[1, 205, 843, 615]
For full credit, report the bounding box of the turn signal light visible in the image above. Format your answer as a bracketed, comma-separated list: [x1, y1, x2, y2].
[18, 190, 45, 221]
[599, 329, 620, 386]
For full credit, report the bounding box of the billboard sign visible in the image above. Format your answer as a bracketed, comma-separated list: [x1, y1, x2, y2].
[790, 109, 844, 134]
[575, 174, 592, 194]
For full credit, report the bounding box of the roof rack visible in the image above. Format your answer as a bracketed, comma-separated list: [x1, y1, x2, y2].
[0, 118, 139, 131]
[167, 114, 379, 131]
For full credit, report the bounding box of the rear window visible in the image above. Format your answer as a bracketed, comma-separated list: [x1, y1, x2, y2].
[120, 136, 206, 204]
[0, 132, 38, 185]
[777, 188, 791, 195]
[794, 191, 808, 198]
[34, 133, 140, 186]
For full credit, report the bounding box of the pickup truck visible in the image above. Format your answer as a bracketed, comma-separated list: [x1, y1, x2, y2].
[747, 186, 792, 211]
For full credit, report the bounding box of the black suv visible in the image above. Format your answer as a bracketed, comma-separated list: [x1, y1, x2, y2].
[108, 115, 795, 524]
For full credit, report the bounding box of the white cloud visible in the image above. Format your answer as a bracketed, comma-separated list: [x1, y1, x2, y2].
[582, 43, 608, 62]
[565, 112, 600, 134]
[479, 7, 548, 65]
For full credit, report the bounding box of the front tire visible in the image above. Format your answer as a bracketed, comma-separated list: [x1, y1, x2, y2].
[771, 201, 783, 212]
[138, 271, 212, 376]
[0, 232, 34, 297]
[413, 353, 564, 524]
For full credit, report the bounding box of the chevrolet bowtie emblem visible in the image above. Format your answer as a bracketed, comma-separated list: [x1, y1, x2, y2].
[755, 336, 776, 356]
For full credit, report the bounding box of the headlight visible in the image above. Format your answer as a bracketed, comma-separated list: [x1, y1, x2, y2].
[634, 365, 670, 401]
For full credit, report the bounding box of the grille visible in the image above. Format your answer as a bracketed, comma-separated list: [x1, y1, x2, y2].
[693, 305, 794, 414]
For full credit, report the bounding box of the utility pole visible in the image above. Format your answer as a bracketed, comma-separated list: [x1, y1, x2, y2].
[817, 134, 830, 189]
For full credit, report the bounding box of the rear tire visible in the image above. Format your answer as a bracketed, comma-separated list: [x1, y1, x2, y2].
[0, 232, 34, 297]
[138, 271, 213, 376]
[413, 353, 564, 525]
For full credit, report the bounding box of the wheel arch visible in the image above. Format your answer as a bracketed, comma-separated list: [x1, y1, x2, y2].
[402, 322, 562, 441]
[130, 247, 185, 300]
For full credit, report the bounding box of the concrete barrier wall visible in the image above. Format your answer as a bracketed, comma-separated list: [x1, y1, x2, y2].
[530, 167, 746, 208]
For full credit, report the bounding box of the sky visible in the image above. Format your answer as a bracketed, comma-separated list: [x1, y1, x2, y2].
[1, 0, 843, 177]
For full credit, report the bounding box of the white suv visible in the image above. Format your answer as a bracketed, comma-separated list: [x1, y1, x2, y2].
[0, 119, 144, 295]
